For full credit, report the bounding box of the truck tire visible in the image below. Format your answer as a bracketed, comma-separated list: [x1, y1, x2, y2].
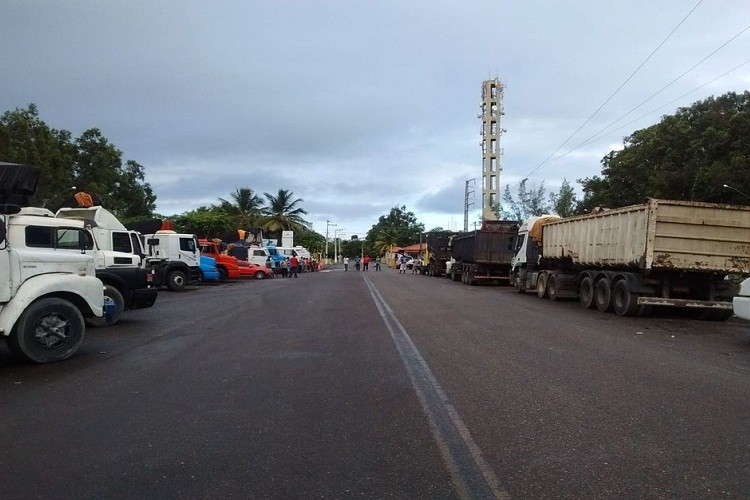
[513, 272, 525, 293]
[536, 275, 547, 299]
[166, 269, 187, 291]
[86, 285, 125, 327]
[217, 267, 228, 282]
[7, 298, 85, 363]
[579, 277, 595, 309]
[548, 275, 560, 301]
[254, 270, 266, 280]
[595, 278, 613, 313]
[612, 280, 638, 316]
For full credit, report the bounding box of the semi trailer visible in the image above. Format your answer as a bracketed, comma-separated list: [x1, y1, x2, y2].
[510, 199, 750, 318]
[448, 220, 519, 285]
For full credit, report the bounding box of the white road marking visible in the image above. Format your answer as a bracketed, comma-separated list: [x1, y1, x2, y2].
[363, 273, 509, 500]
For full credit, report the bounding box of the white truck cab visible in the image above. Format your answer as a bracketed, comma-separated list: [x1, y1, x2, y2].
[141, 230, 201, 290]
[0, 162, 107, 362]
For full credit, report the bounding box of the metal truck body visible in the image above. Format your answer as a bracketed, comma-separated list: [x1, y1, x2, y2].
[141, 230, 202, 290]
[423, 231, 455, 277]
[448, 221, 519, 285]
[511, 199, 750, 318]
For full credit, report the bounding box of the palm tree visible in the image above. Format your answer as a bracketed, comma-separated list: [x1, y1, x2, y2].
[261, 189, 311, 234]
[218, 187, 263, 228]
[373, 227, 399, 255]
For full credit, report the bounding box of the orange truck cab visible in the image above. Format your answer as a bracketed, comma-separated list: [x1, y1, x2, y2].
[198, 239, 241, 280]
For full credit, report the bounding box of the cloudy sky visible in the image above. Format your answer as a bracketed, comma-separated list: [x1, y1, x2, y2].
[2, 1, 749, 237]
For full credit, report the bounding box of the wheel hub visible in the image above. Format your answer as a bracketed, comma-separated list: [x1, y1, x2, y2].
[34, 314, 69, 349]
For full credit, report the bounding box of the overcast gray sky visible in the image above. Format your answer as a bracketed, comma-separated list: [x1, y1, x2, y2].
[2, 1, 749, 237]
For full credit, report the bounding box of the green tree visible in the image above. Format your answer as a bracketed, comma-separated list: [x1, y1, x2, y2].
[296, 228, 326, 255]
[364, 205, 424, 252]
[580, 91, 750, 210]
[261, 189, 310, 235]
[0, 104, 76, 207]
[548, 178, 579, 217]
[499, 179, 551, 221]
[172, 206, 233, 238]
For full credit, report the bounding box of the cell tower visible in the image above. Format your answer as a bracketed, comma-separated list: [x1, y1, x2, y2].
[479, 79, 505, 221]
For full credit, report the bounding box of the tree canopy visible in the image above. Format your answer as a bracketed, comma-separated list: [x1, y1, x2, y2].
[0, 104, 156, 219]
[364, 205, 424, 256]
[579, 91, 750, 210]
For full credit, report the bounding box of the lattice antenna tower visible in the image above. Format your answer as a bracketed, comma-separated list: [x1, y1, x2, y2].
[479, 79, 505, 221]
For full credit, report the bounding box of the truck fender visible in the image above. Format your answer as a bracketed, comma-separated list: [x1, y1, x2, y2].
[611, 272, 655, 295]
[0, 274, 104, 336]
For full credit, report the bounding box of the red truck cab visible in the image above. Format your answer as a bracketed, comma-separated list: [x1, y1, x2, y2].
[198, 239, 241, 280]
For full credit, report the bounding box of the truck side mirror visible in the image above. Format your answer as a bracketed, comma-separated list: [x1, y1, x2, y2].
[508, 235, 516, 251]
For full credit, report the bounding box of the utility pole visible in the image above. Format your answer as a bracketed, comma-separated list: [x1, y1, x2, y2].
[464, 178, 475, 232]
[325, 221, 336, 263]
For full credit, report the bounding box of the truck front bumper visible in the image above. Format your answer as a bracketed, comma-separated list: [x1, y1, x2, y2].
[733, 296, 750, 321]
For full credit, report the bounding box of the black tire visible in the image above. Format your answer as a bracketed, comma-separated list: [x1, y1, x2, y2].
[86, 285, 124, 327]
[613, 280, 638, 316]
[217, 267, 228, 282]
[579, 277, 595, 309]
[7, 298, 85, 363]
[548, 275, 559, 301]
[166, 269, 187, 291]
[595, 278, 613, 313]
[254, 270, 266, 280]
[536, 275, 547, 299]
[513, 272, 526, 293]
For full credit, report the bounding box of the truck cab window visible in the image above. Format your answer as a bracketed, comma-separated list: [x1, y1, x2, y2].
[130, 233, 144, 254]
[56, 228, 83, 249]
[112, 232, 132, 253]
[179, 238, 196, 252]
[26, 226, 54, 248]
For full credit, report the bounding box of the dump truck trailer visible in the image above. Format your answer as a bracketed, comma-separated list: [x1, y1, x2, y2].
[511, 198, 750, 318]
[422, 231, 456, 277]
[448, 220, 519, 285]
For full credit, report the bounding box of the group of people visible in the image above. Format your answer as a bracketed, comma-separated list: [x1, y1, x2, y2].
[342, 254, 382, 271]
[277, 256, 317, 277]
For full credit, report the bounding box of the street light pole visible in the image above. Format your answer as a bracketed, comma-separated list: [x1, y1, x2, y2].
[334, 228, 346, 263]
[325, 221, 336, 263]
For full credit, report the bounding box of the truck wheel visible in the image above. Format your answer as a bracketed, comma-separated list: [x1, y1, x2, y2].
[536, 275, 547, 299]
[548, 275, 560, 301]
[166, 269, 187, 291]
[86, 285, 125, 327]
[7, 298, 85, 363]
[613, 280, 638, 316]
[217, 267, 228, 282]
[579, 277, 595, 309]
[254, 270, 266, 280]
[595, 278, 613, 313]
[513, 272, 525, 293]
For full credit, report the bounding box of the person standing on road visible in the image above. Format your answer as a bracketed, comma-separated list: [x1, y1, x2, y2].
[374, 256, 381, 271]
[362, 254, 370, 271]
[343, 256, 349, 271]
[399, 255, 409, 274]
[280, 257, 288, 278]
[355, 256, 361, 271]
[289, 255, 299, 278]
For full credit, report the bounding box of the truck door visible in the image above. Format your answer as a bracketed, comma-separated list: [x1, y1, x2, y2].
[0, 219, 11, 302]
[178, 236, 199, 266]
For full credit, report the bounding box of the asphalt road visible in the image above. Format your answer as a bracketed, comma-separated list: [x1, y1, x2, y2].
[2, 267, 749, 498]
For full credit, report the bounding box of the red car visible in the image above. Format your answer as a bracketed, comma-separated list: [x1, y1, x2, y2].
[238, 260, 274, 279]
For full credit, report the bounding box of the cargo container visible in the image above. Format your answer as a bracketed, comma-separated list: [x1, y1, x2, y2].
[422, 231, 456, 277]
[448, 220, 519, 285]
[510, 199, 750, 318]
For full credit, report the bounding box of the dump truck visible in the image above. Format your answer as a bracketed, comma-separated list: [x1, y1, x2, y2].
[510, 198, 750, 318]
[448, 220, 519, 285]
[422, 231, 456, 277]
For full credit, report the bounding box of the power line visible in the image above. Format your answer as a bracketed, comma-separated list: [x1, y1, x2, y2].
[517, 0, 705, 183]
[539, 57, 750, 169]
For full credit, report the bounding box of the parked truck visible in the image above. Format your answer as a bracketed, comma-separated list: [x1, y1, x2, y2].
[1, 162, 108, 362]
[447, 220, 519, 285]
[510, 198, 750, 318]
[54, 203, 158, 325]
[422, 231, 456, 277]
[198, 239, 241, 280]
[141, 230, 202, 290]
